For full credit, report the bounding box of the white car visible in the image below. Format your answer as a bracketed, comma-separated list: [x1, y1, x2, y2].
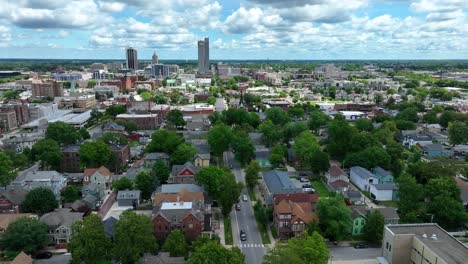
[242, 195, 248, 201]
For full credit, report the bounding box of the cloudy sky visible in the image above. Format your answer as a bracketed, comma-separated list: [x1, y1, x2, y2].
[0, 0, 466, 60]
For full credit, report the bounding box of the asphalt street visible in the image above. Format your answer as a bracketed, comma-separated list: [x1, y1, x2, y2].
[225, 151, 266, 264]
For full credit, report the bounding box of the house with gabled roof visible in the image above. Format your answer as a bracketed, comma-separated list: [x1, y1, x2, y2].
[153, 188, 204, 207]
[273, 194, 318, 240]
[261, 170, 301, 206]
[39, 208, 84, 244]
[350, 166, 378, 192]
[83, 166, 112, 188]
[169, 162, 202, 184]
[152, 201, 207, 241]
[0, 187, 28, 214]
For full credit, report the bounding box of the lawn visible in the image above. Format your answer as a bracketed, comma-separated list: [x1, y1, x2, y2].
[270, 225, 279, 239]
[257, 222, 271, 244]
[310, 180, 332, 197]
[224, 217, 233, 245]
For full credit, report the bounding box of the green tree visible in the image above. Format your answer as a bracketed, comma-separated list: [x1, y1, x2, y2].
[396, 173, 425, 223]
[100, 132, 128, 145]
[79, 140, 112, 168]
[265, 107, 290, 126]
[245, 160, 261, 189]
[426, 177, 468, 228]
[87, 80, 97, 88]
[0, 217, 48, 255]
[106, 104, 126, 117]
[232, 132, 255, 166]
[162, 229, 187, 257]
[145, 129, 183, 154]
[61, 185, 81, 203]
[113, 211, 157, 264]
[112, 177, 133, 191]
[408, 161, 456, 184]
[327, 117, 357, 158]
[207, 96, 216, 105]
[308, 110, 329, 134]
[344, 146, 391, 170]
[254, 200, 268, 226]
[167, 110, 186, 129]
[293, 131, 319, 168]
[115, 119, 138, 133]
[288, 106, 305, 119]
[364, 211, 385, 244]
[31, 138, 62, 170]
[151, 160, 170, 184]
[269, 144, 287, 168]
[396, 107, 419, 123]
[135, 172, 156, 200]
[259, 120, 282, 147]
[348, 133, 380, 153]
[188, 241, 244, 264]
[2, 90, 20, 100]
[354, 118, 374, 132]
[207, 123, 233, 157]
[283, 121, 308, 143]
[305, 148, 330, 175]
[21, 187, 58, 214]
[0, 151, 14, 186]
[69, 214, 112, 264]
[317, 196, 352, 241]
[171, 143, 196, 165]
[46, 121, 82, 145]
[448, 121, 468, 146]
[263, 232, 329, 264]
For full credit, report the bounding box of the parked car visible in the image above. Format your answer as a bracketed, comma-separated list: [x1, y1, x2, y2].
[300, 177, 309, 183]
[35, 252, 53, 259]
[242, 195, 248, 201]
[354, 242, 368, 249]
[240, 230, 247, 241]
[229, 164, 233, 169]
[235, 204, 241, 211]
[302, 188, 315, 193]
[302, 184, 312, 188]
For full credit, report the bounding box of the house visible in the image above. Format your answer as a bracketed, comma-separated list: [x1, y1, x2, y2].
[138, 252, 185, 264]
[153, 188, 204, 207]
[61, 144, 81, 173]
[351, 205, 367, 236]
[0, 214, 35, 232]
[343, 190, 363, 202]
[157, 184, 205, 194]
[370, 207, 400, 225]
[109, 144, 131, 173]
[83, 166, 112, 196]
[372, 166, 394, 184]
[326, 164, 349, 184]
[0, 187, 28, 213]
[422, 144, 453, 159]
[40, 208, 84, 244]
[273, 193, 318, 240]
[102, 120, 125, 134]
[12, 167, 67, 196]
[402, 132, 434, 148]
[350, 166, 378, 192]
[329, 180, 351, 193]
[261, 170, 301, 206]
[169, 162, 202, 184]
[255, 145, 270, 168]
[143, 152, 170, 166]
[1, 252, 33, 264]
[117, 190, 141, 208]
[369, 183, 398, 201]
[152, 201, 206, 241]
[124, 163, 151, 181]
[194, 153, 210, 167]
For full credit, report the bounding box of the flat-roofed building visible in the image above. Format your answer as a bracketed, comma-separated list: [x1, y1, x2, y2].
[116, 113, 159, 130]
[380, 223, 468, 264]
[32, 81, 63, 98]
[0, 111, 17, 131]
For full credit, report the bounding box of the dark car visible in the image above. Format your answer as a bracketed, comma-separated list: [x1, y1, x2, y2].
[235, 204, 241, 211]
[302, 184, 312, 188]
[35, 252, 53, 259]
[354, 242, 368, 249]
[230, 165, 233, 169]
[240, 230, 247, 241]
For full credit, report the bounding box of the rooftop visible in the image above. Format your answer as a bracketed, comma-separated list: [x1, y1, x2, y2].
[351, 166, 375, 180]
[161, 201, 193, 210]
[386, 223, 468, 264]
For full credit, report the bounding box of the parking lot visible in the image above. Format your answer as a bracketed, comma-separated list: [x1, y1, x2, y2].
[329, 246, 381, 261]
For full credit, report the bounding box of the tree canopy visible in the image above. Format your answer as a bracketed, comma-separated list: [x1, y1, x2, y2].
[135, 171, 157, 200]
[207, 123, 233, 157]
[187, 241, 244, 264]
[21, 187, 58, 214]
[145, 129, 184, 154]
[265, 107, 290, 126]
[112, 177, 133, 191]
[30, 138, 62, 170]
[162, 229, 188, 257]
[364, 211, 385, 244]
[0, 217, 48, 255]
[151, 160, 170, 184]
[245, 160, 261, 189]
[167, 109, 186, 129]
[45, 121, 83, 146]
[79, 140, 112, 168]
[170, 143, 196, 165]
[317, 196, 352, 241]
[61, 185, 81, 203]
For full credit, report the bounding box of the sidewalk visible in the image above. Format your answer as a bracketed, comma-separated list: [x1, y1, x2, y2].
[219, 214, 226, 246]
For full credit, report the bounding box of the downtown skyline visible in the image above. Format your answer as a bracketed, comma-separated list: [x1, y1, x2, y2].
[0, 0, 467, 60]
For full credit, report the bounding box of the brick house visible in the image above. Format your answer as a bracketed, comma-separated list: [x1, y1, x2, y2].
[61, 145, 81, 173]
[169, 162, 202, 184]
[152, 201, 205, 241]
[273, 193, 319, 240]
[109, 144, 131, 173]
[62, 144, 130, 173]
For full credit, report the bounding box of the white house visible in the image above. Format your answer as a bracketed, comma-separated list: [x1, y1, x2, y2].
[350, 166, 378, 192]
[369, 183, 398, 201]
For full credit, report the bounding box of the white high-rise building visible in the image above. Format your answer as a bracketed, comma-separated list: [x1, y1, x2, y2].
[126, 47, 138, 70]
[197, 38, 209, 73]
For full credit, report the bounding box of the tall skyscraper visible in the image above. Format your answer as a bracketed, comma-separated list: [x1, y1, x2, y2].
[197, 38, 210, 73]
[126, 47, 138, 70]
[152, 51, 159, 64]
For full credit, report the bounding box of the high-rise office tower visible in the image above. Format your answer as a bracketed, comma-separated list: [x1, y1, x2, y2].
[197, 38, 209, 73]
[152, 51, 159, 64]
[126, 47, 138, 70]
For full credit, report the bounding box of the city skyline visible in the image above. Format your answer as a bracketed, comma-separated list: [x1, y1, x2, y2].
[0, 0, 466, 60]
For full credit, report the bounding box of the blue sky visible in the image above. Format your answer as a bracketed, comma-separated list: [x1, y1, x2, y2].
[0, 0, 466, 60]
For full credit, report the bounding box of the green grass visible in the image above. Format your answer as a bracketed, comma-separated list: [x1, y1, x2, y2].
[224, 217, 233, 245]
[310, 180, 332, 197]
[130, 141, 140, 147]
[257, 222, 271, 244]
[248, 187, 257, 201]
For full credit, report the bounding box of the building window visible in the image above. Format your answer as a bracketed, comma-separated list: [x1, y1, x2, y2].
[189, 223, 193, 229]
[386, 242, 389, 250]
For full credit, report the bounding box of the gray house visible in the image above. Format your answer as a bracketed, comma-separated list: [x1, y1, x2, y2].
[39, 208, 84, 244]
[117, 190, 141, 208]
[261, 170, 301, 206]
